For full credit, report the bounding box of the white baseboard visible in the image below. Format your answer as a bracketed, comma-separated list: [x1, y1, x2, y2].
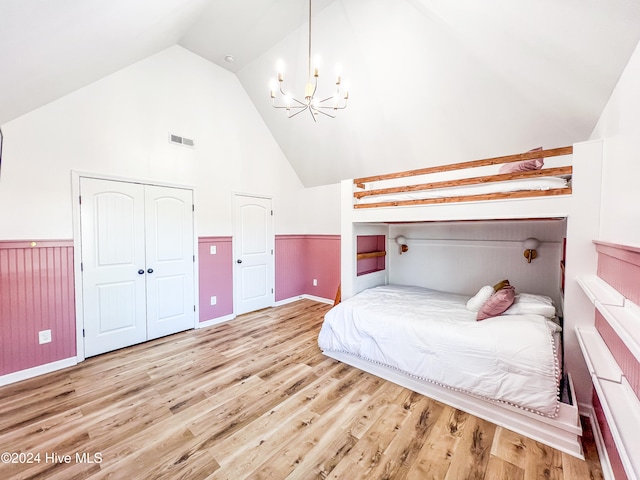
[0, 357, 77, 387]
[274, 294, 333, 307]
[196, 313, 236, 329]
[579, 403, 614, 480]
[302, 294, 334, 305]
[198, 296, 332, 327]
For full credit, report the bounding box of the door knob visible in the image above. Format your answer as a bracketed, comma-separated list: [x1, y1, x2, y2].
[236, 259, 242, 264]
[147, 268, 154, 274]
[138, 269, 144, 275]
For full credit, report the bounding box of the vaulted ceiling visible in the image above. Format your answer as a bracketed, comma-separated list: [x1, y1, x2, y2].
[2, 0, 640, 186]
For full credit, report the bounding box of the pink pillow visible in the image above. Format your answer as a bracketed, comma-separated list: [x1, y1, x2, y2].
[499, 147, 544, 173]
[477, 286, 516, 320]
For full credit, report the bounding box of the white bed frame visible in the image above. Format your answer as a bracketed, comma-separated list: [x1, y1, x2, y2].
[334, 139, 606, 459]
[324, 350, 583, 457]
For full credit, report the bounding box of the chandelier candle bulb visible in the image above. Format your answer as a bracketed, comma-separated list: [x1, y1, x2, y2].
[305, 83, 314, 98]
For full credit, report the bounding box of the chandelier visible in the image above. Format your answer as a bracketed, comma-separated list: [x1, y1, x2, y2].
[270, 0, 348, 121]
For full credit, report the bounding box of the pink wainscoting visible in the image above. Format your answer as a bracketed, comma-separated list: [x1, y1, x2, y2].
[593, 389, 629, 480]
[305, 235, 341, 300]
[595, 311, 640, 399]
[0, 240, 76, 376]
[595, 241, 640, 305]
[275, 235, 307, 301]
[198, 237, 233, 322]
[275, 235, 340, 302]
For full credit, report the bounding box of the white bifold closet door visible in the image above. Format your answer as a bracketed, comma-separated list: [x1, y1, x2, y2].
[80, 178, 194, 358]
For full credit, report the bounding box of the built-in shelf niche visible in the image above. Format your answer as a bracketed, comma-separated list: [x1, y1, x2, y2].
[356, 235, 386, 276]
[576, 246, 640, 480]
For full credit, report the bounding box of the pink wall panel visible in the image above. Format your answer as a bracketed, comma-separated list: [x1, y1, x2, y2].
[0, 240, 76, 376]
[198, 237, 233, 321]
[595, 241, 640, 305]
[595, 311, 640, 399]
[275, 235, 307, 302]
[592, 389, 629, 480]
[305, 235, 341, 301]
[275, 235, 340, 302]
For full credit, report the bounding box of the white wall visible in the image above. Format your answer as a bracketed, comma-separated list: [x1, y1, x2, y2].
[590, 39, 640, 247]
[0, 45, 340, 239]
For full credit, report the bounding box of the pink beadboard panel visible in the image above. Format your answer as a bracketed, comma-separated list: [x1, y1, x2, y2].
[593, 389, 629, 480]
[198, 237, 233, 322]
[275, 235, 340, 302]
[594, 241, 640, 305]
[0, 240, 76, 376]
[275, 235, 307, 301]
[305, 235, 341, 300]
[595, 311, 640, 399]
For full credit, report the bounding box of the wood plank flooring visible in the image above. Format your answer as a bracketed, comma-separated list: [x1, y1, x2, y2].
[0, 300, 604, 479]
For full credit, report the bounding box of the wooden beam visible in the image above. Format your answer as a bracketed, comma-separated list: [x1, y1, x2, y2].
[353, 146, 573, 186]
[356, 250, 387, 260]
[354, 187, 572, 209]
[354, 166, 572, 199]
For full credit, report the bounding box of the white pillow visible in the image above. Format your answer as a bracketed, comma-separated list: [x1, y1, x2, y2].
[517, 293, 553, 305]
[502, 293, 556, 318]
[466, 286, 494, 312]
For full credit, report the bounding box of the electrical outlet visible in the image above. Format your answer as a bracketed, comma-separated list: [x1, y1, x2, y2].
[313, 279, 318, 286]
[210, 296, 217, 305]
[39, 329, 52, 344]
[210, 245, 217, 255]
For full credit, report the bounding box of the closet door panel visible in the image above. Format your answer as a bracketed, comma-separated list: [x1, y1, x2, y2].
[80, 178, 147, 357]
[145, 185, 195, 339]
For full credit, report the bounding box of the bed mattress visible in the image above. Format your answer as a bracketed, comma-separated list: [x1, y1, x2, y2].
[318, 284, 561, 417]
[356, 176, 569, 205]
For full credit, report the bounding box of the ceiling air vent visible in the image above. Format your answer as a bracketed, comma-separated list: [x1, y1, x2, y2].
[169, 133, 195, 148]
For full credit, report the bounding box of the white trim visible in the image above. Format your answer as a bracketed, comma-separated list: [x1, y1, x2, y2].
[0, 358, 77, 387]
[301, 294, 334, 305]
[580, 403, 615, 480]
[274, 295, 334, 307]
[71, 169, 196, 190]
[196, 314, 236, 329]
[71, 171, 85, 362]
[274, 296, 305, 307]
[323, 350, 584, 459]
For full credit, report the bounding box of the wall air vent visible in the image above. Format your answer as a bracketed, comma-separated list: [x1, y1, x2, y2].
[169, 133, 195, 148]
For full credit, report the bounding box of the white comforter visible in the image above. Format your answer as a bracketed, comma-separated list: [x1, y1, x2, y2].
[318, 285, 560, 416]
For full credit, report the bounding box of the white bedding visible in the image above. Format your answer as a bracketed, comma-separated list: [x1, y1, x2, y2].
[318, 285, 561, 416]
[356, 176, 569, 205]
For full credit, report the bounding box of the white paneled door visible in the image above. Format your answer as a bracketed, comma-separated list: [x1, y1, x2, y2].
[145, 185, 195, 340]
[233, 194, 274, 315]
[80, 178, 194, 357]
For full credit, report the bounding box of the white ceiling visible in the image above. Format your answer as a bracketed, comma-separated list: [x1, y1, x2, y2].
[2, 0, 640, 186]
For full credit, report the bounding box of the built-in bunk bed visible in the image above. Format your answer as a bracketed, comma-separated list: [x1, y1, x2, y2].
[320, 140, 605, 459]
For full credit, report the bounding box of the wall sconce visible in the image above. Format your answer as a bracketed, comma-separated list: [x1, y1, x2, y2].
[523, 237, 540, 263]
[396, 235, 409, 254]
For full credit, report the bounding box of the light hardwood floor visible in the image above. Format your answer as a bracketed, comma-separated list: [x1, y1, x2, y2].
[0, 300, 603, 479]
